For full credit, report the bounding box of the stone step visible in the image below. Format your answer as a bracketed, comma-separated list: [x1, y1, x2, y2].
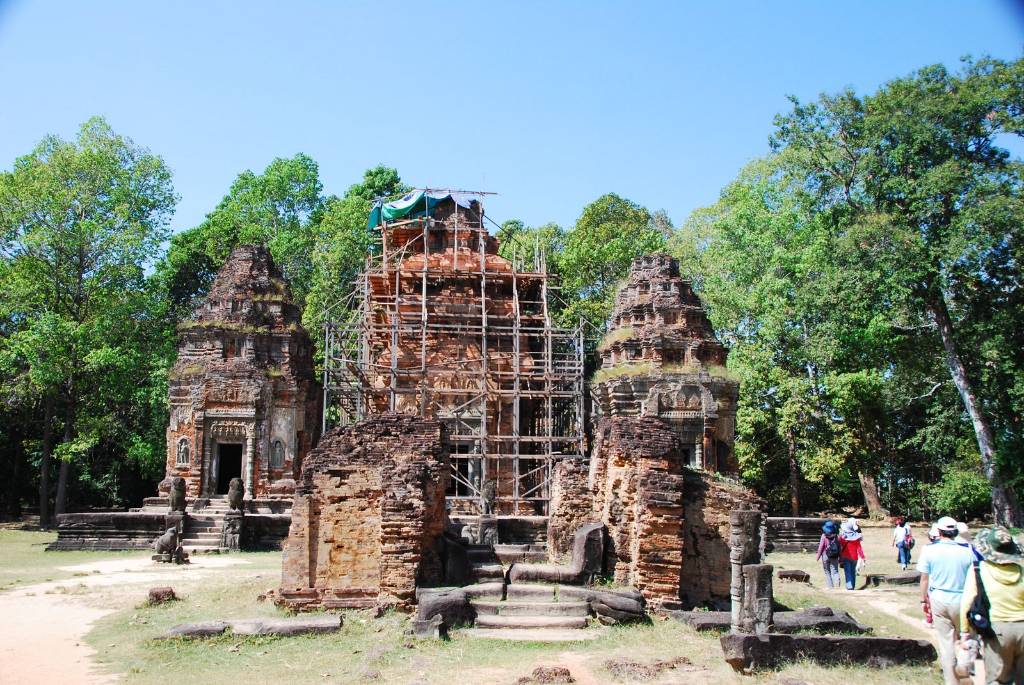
[462, 582, 505, 600]
[494, 548, 547, 564]
[506, 584, 558, 601]
[183, 545, 223, 554]
[471, 563, 504, 581]
[466, 548, 499, 563]
[474, 615, 588, 630]
[182, 532, 221, 542]
[470, 600, 589, 618]
[463, 627, 600, 642]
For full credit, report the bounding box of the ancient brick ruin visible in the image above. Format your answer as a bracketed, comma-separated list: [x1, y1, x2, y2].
[546, 416, 762, 608]
[162, 245, 320, 501]
[278, 414, 450, 611]
[593, 254, 738, 473]
[323, 193, 584, 516]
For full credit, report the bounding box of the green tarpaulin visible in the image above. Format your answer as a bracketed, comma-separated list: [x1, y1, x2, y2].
[367, 190, 474, 229]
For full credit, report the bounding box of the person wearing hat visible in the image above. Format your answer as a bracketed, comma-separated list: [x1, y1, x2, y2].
[919, 516, 976, 685]
[956, 521, 984, 562]
[815, 520, 842, 589]
[959, 526, 1024, 684]
[839, 517, 866, 590]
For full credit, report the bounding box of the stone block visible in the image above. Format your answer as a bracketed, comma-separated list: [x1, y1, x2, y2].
[719, 633, 936, 672]
[862, 571, 921, 587]
[147, 587, 177, 605]
[159, 621, 229, 639]
[777, 569, 810, 583]
[415, 587, 474, 627]
[411, 614, 448, 640]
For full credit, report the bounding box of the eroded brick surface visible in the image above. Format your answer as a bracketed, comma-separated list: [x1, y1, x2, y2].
[278, 414, 449, 611]
[593, 254, 738, 474]
[568, 416, 761, 608]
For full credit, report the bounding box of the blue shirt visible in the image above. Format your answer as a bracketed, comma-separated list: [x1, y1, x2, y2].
[917, 539, 975, 605]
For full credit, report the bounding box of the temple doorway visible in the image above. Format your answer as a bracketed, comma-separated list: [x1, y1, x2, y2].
[216, 443, 243, 495]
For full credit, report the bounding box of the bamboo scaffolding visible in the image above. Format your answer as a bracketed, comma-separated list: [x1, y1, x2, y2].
[322, 199, 584, 515]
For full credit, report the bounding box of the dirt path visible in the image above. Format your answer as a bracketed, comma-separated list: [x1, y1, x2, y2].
[0, 556, 250, 685]
[862, 589, 986, 684]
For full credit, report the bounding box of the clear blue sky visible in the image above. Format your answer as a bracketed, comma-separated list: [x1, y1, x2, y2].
[1, 1, 1021, 235]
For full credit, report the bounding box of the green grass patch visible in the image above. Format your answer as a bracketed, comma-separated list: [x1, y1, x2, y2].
[0, 529, 147, 593]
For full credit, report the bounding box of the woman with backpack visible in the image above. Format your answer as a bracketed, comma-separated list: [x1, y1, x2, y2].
[815, 520, 842, 589]
[839, 517, 866, 590]
[893, 516, 915, 570]
[959, 526, 1024, 684]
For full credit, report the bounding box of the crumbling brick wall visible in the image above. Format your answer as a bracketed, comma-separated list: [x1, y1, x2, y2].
[589, 417, 684, 607]
[680, 470, 765, 608]
[582, 415, 761, 608]
[546, 458, 594, 560]
[278, 414, 449, 611]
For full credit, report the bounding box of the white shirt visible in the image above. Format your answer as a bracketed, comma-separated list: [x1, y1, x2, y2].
[893, 523, 911, 544]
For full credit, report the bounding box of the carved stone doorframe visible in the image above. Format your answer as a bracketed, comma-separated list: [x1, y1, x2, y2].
[204, 420, 253, 497]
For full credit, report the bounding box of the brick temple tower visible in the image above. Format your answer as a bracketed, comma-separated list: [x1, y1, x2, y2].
[591, 253, 738, 473]
[161, 245, 321, 500]
[323, 191, 585, 514]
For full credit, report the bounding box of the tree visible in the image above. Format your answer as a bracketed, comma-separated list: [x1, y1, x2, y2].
[302, 165, 407, 356]
[156, 153, 323, 317]
[771, 57, 1024, 525]
[496, 219, 565, 273]
[558, 193, 665, 331]
[0, 117, 176, 523]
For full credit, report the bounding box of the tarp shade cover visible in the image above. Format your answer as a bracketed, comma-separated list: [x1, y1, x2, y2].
[368, 191, 477, 229]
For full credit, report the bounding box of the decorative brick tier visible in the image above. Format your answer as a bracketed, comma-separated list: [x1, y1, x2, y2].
[592, 254, 738, 473]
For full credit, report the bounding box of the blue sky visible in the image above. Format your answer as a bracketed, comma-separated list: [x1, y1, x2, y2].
[0, 1, 1021, 235]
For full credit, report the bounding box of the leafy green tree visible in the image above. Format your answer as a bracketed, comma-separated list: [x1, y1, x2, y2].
[558, 193, 665, 331]
[156, 153, 323, 316]
[0, 117, 176, 523]
[771, 57, 1024, 525]
[496, 219, 565, 273]
[302, 165, 407, 356]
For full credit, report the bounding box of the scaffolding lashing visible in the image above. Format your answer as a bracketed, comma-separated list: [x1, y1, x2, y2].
[321, 194, 584, 515]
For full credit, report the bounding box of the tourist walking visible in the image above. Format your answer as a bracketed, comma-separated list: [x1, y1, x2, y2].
[839, 518, 865, 590]
[815, 520, 842, 589]
[959, 526, 1024, 685]
[893, 516, 914, 570]
[919, 516, 976, 685]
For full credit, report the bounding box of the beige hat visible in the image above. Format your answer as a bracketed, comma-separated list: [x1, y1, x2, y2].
[956, 522, 971, 545]
[936, 516, 959, 533]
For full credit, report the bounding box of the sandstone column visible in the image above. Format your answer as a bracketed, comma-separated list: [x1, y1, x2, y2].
[729, 510, 768, 633]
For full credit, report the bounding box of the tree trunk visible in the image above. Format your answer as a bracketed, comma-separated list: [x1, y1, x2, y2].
[928, 292, 1022, 526]
[54, 399, 75, 517]
[787, 429, 801, 516]
[858, 471, 889, 520]
[38, 396, 55, 528]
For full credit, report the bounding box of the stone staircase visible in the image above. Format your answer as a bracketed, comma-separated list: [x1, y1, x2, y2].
[180, 497, 232, 554]
[461, 582, 596, 641]
[466, 543, 547, 583]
